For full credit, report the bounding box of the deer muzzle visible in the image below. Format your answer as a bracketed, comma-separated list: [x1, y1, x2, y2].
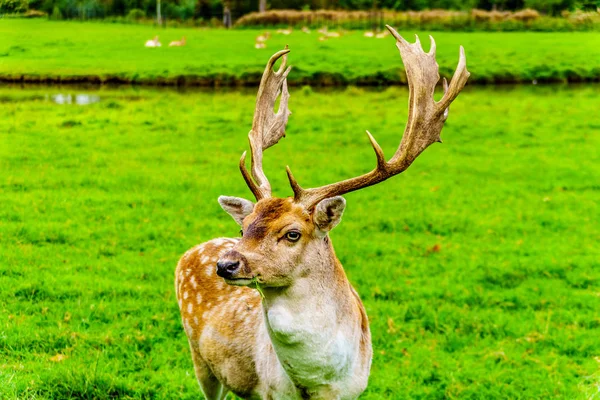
[216, 250, 252, 283]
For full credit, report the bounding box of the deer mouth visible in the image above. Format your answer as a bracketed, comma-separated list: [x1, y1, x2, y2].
[224, 277, 255, 286]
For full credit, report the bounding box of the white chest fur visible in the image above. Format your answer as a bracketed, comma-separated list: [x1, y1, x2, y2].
[264, 295, 357, 390]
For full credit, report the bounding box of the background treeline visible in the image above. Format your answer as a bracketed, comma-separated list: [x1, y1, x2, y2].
[1, 0, 599, 23]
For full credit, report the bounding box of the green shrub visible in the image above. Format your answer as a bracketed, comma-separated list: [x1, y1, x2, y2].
[50, 5, 62, 19]
[525, 0, 576, 16]
[0, 0, 28, 13]
[127, 8, 146, 20]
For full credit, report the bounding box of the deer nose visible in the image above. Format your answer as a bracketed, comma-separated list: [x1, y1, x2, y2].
[216, 260, 240, 279]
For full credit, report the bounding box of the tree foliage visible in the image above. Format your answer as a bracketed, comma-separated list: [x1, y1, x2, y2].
[4, 0, 586, 21]
[0, 0, 29, 13]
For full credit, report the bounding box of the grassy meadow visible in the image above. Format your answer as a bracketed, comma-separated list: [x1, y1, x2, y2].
[1, 83, 599, 398]
[2, 19, 600, 85]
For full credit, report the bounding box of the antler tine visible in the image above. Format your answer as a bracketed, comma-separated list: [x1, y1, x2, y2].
[288, 26, 469, 210]
[438, 45, 470, 114]
[428, 35, 436, 56]
[239, 151, 261, 200]
[240, 46, 292, 201]
[442, 77, 449, 121]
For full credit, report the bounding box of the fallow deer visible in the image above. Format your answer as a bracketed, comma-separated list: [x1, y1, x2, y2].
[256, 32, 271, 42]
[255, 32, 270, 49]
[144, 35, 161, 48]
[169, 36, 186, 47]
[175, 25, 469, 399]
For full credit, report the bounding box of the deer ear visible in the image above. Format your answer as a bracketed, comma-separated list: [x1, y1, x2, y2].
[218, 196, 255, 226]
[313, 196, 346, 234]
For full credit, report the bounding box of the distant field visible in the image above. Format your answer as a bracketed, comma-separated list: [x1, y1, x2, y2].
[1, 19, 600, 85]
[1, 84, 599, 398]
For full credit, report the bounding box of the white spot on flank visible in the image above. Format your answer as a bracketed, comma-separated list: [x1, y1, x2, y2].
[216, 280, 224, 290]
[188, 303, 193, 314]
[186, 269, 192, 276]
[194, 316, 199, 325]
[206, 266, 214, 277]
[196, 293, 203, 304]
[178, 299, 182, 309]
[200, 255, 209, 265]
[190, 275, 197, 289]
[183, 291, 189, 300]
[184, 319, 193, 335]
[217, 295, 224, 302]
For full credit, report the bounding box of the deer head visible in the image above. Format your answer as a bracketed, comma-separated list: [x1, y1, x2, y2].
[216, 26, 469, 288]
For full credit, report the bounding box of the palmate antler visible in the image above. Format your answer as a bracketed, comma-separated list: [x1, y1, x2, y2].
[285, 25, 470, 210]
[239, 27, 469, 208]
[239, 46, 292, 201]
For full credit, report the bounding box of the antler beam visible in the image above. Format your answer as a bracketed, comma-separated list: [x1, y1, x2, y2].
[287, 25, 470, 210]
[240, 46, 292, 201]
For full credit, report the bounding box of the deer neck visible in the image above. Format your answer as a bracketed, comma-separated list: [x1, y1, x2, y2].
[260, 237, 366, 390]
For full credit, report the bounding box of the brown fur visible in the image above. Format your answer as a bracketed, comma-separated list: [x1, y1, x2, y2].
[175, 238, 263, 397]
[243, 198, 294, 241]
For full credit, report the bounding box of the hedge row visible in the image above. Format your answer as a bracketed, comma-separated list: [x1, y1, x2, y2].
[235, 9, 600, 31]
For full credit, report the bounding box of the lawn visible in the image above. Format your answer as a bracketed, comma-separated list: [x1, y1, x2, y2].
[0, 83, 599, 399]
[1, 19, 600, 85]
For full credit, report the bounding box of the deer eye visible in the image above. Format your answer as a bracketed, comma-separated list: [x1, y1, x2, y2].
[284, 231, 301, 242]
[239, 229, 244, 237]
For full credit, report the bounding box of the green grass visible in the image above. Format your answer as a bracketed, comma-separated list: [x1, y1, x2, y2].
[0, 83, 599, 398]
[2, 19, 600, 85]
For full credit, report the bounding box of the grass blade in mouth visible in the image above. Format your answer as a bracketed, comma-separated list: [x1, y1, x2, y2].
[251, 277, 265, 299]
